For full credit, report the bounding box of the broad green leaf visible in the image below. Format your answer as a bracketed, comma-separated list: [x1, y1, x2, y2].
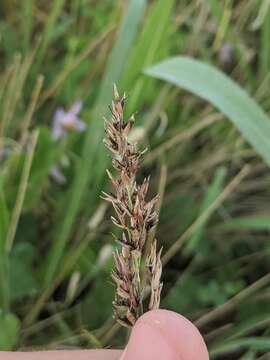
[0, 256, 9, 312]
[164, 275, 205, 314]
[9, 243, 38, 301]
[145, 57, 270, 166]
[80, 276, 114, 329]
[0, 312, 20, 350]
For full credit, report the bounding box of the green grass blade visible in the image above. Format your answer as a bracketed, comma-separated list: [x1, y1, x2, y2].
[185, 166, 227, 254]
[0, 192, 9, 250]
[84, 0, 147, 191]
[43, 0, 146, 289]
[36, 0, 66, 66]
[0, 312, 20, 350]
[123, 0, 175, 112]
[222, 313, 270, 341]
[22, 0, 34, 54]
[145, 56, 270, 166]
[210, 337, 270, 358]
[123, 0, 175, 86]
[217, 216, 270, 231]
[0, 179, 9, 312]
[259, 5, 270, 79]
[5, 131, 39, 253]
[0, 132, 38, 312]
[95, 0, 147, 114]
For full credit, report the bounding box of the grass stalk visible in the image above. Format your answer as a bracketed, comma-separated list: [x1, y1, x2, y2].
[5, 130, 39, 253]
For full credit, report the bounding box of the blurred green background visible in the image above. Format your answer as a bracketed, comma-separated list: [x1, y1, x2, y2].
[1, 0, 270, 358]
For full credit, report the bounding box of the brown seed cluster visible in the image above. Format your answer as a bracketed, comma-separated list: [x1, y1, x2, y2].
[102, 86, 163, 327]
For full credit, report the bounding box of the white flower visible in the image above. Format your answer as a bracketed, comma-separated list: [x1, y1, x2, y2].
[52, 101, 86, 140]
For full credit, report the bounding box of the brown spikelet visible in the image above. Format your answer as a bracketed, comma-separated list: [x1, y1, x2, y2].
[146, 240, 163, 310]
[103, 85, 163, 327]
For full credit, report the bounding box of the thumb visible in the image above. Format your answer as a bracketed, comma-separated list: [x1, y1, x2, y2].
[120, 309, 209, 360]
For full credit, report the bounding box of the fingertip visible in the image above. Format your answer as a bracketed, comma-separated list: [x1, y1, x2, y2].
[140, 310, 209, 359]
[122, 309, 209, 360]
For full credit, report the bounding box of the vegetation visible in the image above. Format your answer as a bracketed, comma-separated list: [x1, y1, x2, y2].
[0, 0, 270, 358]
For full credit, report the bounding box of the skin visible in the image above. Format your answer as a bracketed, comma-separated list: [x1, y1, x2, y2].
[1, 310, 209, 360]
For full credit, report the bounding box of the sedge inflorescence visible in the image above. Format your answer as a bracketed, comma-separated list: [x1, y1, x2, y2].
[102, 86, 162, 328]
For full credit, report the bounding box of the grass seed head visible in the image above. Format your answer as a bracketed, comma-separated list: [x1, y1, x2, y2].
[103, 86, 163, 327]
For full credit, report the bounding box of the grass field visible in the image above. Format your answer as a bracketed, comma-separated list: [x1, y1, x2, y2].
[1, 0, 270, 358]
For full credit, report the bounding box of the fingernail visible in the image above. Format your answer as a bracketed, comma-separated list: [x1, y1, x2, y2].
[120, 310, 209, 360]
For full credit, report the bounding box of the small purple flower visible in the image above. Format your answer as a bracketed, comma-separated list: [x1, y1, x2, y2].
[52, 101, 86, 140]
[218, 43, 234, 66]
